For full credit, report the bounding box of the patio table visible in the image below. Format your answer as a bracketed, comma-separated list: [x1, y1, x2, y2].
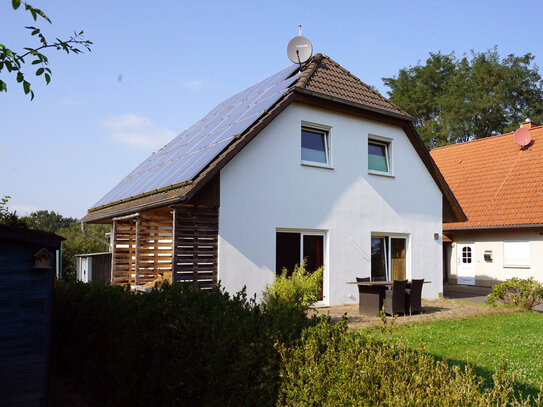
[346, 280, 431, 316]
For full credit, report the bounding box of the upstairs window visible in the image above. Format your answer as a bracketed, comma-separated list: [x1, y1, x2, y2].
[368, 140, 390, 173]
[301, 127, 329, 166]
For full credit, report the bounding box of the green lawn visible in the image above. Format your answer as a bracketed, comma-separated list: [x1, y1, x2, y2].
[365, 311, 543, 398]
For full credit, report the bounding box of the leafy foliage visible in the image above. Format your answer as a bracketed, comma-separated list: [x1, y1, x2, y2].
[0, 194, 28, 227]
[20, 209, 77, 233]
[277, 319, 542, 406]
[51, 281, 316, 407]
[262, 260, 323, 309]
[383, 48, 543, 148]
[57, 222, 109, 281]
[487, 278, 543, 310]
[1, 1, 92, 99]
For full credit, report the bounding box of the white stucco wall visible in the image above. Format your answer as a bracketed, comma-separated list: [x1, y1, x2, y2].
[448, 229, 543, 285]
[218, 103, 444, 305]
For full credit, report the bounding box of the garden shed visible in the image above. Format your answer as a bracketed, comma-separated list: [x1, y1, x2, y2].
[0, 224, 64, 407]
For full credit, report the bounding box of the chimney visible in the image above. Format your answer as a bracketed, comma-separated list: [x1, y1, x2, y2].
[521, 118, 536, 129]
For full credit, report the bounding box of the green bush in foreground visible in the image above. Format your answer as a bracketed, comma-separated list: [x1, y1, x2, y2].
[277, 320, 542, 406]
[262, 260, 323, 309]
[51, 281, 315, 407]
[487, 278, 543, 310]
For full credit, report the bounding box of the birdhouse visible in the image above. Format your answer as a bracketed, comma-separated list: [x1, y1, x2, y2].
[33, 248, 52, 270]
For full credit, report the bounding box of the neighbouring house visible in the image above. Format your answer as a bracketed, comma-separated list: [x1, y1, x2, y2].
[431, 120, 543, 287]
[82, 53, 464, 305]
[0, 225, 64, 407]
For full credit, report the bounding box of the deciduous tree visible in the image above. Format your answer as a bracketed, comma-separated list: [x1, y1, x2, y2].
[1, 1, 92, 99]
[383, 48, 543, 147]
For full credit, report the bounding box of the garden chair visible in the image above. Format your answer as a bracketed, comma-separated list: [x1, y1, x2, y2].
[383, 279, 407, 316]
[405, 279, 424, 315]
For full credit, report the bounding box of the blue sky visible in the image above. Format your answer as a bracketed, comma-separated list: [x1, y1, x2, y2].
[2, 0, 542, 218]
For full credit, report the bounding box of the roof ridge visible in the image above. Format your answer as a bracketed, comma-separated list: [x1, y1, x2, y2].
[296, 53, 324, 88]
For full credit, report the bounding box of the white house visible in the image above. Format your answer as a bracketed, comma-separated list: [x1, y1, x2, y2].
[82, 53, 464, 305]
[431, 120, 543, 287]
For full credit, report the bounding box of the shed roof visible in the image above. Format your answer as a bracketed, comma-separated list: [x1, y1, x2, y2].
[431, 125, 543, 230]
[0, 224, 65, 247]
[83, 53, 463, 223]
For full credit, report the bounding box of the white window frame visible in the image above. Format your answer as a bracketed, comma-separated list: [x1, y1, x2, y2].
[503, 241, 530, 268]
[371, 233, 409, 280]
[368, 134, 393, 177]
[301, 121, 333, 169]
[276, 228, 329, 305]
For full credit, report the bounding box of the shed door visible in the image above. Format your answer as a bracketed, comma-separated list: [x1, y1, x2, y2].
[457, 243, 475, 285]
[81, 257, 89, 283]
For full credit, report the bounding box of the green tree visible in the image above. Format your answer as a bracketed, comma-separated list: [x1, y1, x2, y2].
[58, 222, 109, 281]
[1, 1, 92, 99]
[0, 195, 28, 227]
[383, 48, 543, 147]
[21, 210, 77, 233]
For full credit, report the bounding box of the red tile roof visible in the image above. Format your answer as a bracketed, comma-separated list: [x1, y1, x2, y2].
[431, 126, 543, 229]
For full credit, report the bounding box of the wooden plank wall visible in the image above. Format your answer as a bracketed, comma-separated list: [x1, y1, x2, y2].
[111, 208, 173, 287]
[173, 205, 218, 290]
[0, 239, 57, 407]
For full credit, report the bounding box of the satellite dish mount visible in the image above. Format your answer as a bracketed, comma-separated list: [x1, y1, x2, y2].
[287, 25, 313, 68]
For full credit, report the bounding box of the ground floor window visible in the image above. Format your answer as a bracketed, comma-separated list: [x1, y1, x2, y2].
[371, 236, 407, 281]
[504, 241, 530, 268]
[276, 231, 325, 300]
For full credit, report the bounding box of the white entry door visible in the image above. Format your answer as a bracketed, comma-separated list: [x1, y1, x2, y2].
[457, 243, 475, 285]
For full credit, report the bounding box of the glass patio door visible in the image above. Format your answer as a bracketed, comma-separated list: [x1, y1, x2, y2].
[371, 236, 407, 281]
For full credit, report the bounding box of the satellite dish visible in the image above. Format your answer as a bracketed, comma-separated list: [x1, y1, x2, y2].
[287, 27, 313, 65]
[514, 127, 532, 149]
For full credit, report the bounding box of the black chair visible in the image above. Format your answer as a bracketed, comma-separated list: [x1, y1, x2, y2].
[372, 276, 386, 282]
[356, 277, 371, 283]
[405, 279, 424, 315]
[383, 280, 407, 316]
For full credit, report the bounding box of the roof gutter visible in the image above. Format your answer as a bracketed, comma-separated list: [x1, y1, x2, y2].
[82, 195, 186, 224]
[445, 223, 543, 231]
[81, 221, 110, 249]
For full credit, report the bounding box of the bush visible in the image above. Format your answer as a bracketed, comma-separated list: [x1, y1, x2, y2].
[486, 278, 543, 310]
[262, 260, 323, 309]
[277, 319, 541, 406]
[51, 281, 316, 407]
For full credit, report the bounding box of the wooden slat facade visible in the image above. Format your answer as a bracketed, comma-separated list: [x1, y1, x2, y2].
[110, 205, 219, 290]
[173, 206, 219, 290]
[111, 208, 174, 287]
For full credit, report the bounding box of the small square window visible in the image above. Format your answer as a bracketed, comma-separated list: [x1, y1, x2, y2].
[302, 127, 329, 165]
[368, 140, 390, 173]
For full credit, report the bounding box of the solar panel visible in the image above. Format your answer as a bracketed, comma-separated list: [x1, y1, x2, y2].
[92, 63, 300, 208]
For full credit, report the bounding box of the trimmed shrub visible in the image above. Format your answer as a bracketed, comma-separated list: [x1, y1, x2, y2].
[262, 260, 323, 309]
[486, 278, 543, 310]
[276, 319, 541, 406]
[51, 281, 316, 407]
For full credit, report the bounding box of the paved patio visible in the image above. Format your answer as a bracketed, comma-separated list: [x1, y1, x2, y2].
[310, 284, 522, 330]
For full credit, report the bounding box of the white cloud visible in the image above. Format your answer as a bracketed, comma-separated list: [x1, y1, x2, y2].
[11, 204, 39, 216]
[178, 80, 203, 89]
[100, 114, 177, 150]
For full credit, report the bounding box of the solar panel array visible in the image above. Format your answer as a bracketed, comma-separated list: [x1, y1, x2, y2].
[92, 63, 300, 209]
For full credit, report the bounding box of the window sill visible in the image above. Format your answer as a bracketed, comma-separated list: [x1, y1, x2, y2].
[503, 265, 530, 269]
[368, 169, 394, 178]
[301, 162, 334, 170]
